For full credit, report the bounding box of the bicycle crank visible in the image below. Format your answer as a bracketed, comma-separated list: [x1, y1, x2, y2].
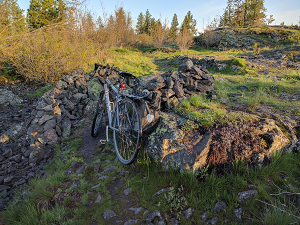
[99, 125, 109, 144]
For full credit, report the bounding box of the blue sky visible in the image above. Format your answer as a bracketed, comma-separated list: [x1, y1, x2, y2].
[17, 0, 300, 33]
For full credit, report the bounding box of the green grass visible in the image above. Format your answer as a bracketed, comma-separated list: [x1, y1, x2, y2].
[27, 85, 55, 97]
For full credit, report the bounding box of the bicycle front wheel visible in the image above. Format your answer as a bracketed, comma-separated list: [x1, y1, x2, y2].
[113, 98, 142, 164]
[91, 91, 106, 137]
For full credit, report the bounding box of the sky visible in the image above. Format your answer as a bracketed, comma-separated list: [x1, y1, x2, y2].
[17, 0, 300, 33]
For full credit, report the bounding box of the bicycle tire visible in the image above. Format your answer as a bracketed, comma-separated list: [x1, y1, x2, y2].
[91, 91, 106, 137]
[113, 98, 142, 164]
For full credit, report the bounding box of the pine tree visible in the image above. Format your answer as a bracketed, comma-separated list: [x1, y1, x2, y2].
[169, 13, 179, 41]
[27, 0, 66, 29]
[136, 12, 144, 34]
[0, 0, 27, 36]
[180, 11, 197, 35]
[144, 9, 152, 35]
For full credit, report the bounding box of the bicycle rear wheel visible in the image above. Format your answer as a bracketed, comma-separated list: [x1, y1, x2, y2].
[113, 98, 142, 164]
[91, 91, 106, 137]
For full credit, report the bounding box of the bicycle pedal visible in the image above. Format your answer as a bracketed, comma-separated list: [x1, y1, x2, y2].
[99, 140, 106, 145]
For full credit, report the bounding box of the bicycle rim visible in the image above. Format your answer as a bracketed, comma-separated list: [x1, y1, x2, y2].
[91, 92, 105, 137]
[113, 98, 141, 164]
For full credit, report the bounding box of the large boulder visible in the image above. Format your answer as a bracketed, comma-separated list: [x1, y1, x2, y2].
[146, 113, 211, 171]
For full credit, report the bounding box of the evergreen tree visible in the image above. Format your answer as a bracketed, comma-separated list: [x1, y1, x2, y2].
[136, 12, 144, 34]
[169, 13, 179, 41]
[27, 0, 66, 29]
[180, 11, 197, 35]
[144, 9, 152, 35]
[0, 0, 27, 35]
[219, 0, 266, 27]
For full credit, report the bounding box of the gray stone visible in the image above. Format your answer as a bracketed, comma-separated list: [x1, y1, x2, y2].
[211, 200, 227, 213]
[237, 190, 258, 203]
[94, 194, 102, 204]
[145, 210, 165, 225]
[124, 188, 132, 196]
[200, 211, 209, 221]
[87, 77, 103, 101]
[2, 149, 12, 158]
[218, 97, 228, 104]
[152, 187, 171, 196]
[66, 161, 78, 175]
[227, 93, 242, 97]
[5, 124, 25, 141]
[43, 119, 56, 131]
[91, 183, 101, 189]
[98, 174, 109, 180]
[183, 207, 194, 220]
[169, 218, 179, 225]
[233, 208, 242, 221]
[38, 114, 55, 125]
[103, 166, 117, 173]
[0, 89, 23, 105]
[62, 117, 71, 138]
[103, 209, 117, 220]
[129, 206, 142, 215]
[75, 163, 88, 175]
[178, 59, 193, 73]
[94, 163, 101, 173]
[206, 217, 218, 225]
[4, 176, 21, 186]
[239, 85, 250, 91]
[124, 219, 139, 225]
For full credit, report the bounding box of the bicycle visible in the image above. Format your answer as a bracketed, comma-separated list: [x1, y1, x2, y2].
[91, 63, 150, 165]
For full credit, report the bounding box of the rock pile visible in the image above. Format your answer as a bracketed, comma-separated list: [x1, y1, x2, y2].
[0, 61, 215, 192]
[26, 69, 99, 165]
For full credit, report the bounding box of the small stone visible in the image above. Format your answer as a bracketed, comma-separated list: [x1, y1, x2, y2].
[43, 119, 57, 131]
[200, 211, 209, 221]
[247, 184, 255, 189]
[103, 209, 117, 220]
[152, 187, 171, 196]
[239, 85, 250, 91]
[91, 183, 101, 189]
[206, 217, 218, 225]
[170, 218, 179, 225]
[143, 210, 148, 216]
[38, 114, 55, 125]
[227, 93, 242, 97]
[145, 210, 165, 224]
[94, 194, 102, 204]
[124, 188, 132, 196]
[124, 219, 139, 225]
[183, 207, 194, 220]
[55, 125, 62, 136]
[43, 128, 58, 143]
[2, 149, 12, 158]
[75, 163, 88, 175]
[113, 157, 118, 163]
[98, 174, 109, 180]
[233, 208, 242, 221]
[4, 176, 21, 186]
[238, 190, 258, 203]
[211, 200, 227, 213]
[129, 206, 142, 214]
[94, 164, 101, 173]
[103, 166, 117, 173]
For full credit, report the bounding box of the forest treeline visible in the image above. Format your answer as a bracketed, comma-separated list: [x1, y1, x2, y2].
[0, 0, 276, 83]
